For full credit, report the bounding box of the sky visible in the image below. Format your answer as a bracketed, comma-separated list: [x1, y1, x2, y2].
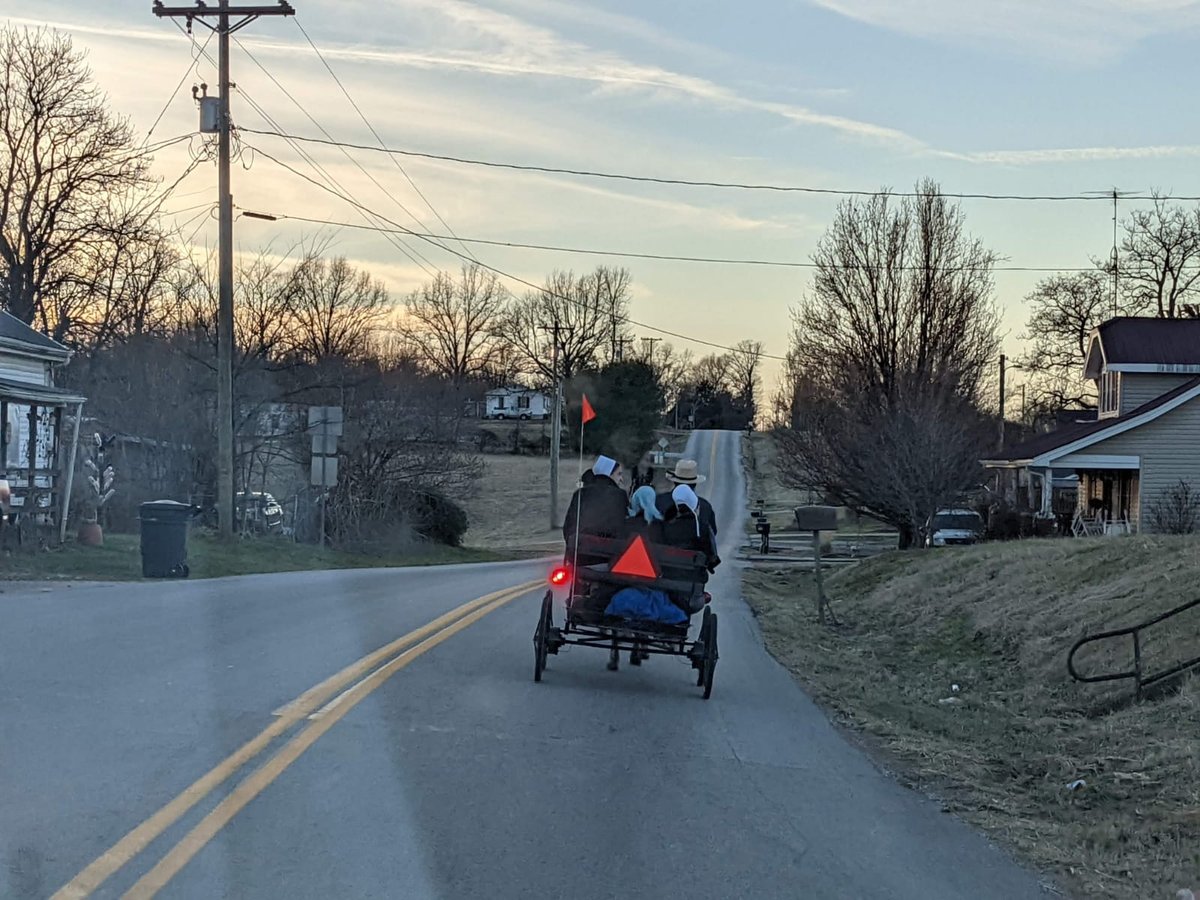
[7, 0, 1200, 393]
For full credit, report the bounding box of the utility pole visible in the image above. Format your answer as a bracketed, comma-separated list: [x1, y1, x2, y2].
[153, 1, 295, 539]
[1085, 187, 1137, 320]
[998, 353, 1007, 452]
[641, 336, 661, 360]
[545, 324, 562, 530]
[614, 336, 633, 362]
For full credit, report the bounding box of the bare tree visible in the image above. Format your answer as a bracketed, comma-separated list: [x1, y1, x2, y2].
[778, 387, 990, 547]
[778, 180, 999, 546]
[289, 254, 390, 363]
[57, 197, 179, 349]
[402, 264, 508, 386]
[1120, 195, 1200, 319]
[727, 339, 764, 424]
[1016, 270, 1114, 413]
[793, 180, 998, 404]
[0, 27, 151, 329]
[496, 266, 631, 381]
[637, 340, 692, 423]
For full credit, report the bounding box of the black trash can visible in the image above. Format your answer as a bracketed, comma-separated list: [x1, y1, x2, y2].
[139, 500, 195, 578]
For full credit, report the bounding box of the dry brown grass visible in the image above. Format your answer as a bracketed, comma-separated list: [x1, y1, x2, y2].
[460, 454, 581, 550]
[463, 430, 688, 551]
[743, 537, 1200, 900]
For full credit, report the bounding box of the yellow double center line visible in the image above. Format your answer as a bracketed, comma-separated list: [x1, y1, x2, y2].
[52, 579, 540, 900]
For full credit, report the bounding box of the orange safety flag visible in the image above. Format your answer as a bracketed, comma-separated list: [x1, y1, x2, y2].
[581, 393, 597, 424]
[610, 535, 659, 579]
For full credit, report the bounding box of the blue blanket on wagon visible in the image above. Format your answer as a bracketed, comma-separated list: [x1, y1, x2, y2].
[604, 586, 687, 626]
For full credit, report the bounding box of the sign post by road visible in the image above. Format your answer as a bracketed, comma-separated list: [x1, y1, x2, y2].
[308, 406, 342, 546]
[795, 506, 839, 625]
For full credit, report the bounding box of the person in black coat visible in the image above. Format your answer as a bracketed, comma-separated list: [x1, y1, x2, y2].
[659, 484, 720, 615]
[655, 458, 718, 541]
[562, 455, 627, 559]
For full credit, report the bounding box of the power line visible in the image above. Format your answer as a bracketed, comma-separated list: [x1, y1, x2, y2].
[142, 27, 214, 145]
[173, 18, 441, 278]
[292, 17, 479, 262]
[239, 127, 1163, 202]
[232, 34, 451, 274]
[255, 211, 1098, 273]
[246, 141, 789, 360]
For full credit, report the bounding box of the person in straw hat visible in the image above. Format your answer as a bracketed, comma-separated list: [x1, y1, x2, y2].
[656, 458, 718, 542]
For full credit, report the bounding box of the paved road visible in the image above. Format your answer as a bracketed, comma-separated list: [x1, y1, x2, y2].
[0, 430, 1050, 899]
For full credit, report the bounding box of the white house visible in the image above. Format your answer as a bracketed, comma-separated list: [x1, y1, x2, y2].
[0, 311, 85, 539]
[484, 387, 550, 420]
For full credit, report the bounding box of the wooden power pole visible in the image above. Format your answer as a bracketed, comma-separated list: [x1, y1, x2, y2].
[153, 1, 296, 538]
[998, 353, 1007, 452]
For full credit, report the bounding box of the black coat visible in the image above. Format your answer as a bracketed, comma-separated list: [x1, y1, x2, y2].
[658, 506, 720, 576]
[562, 474, 628, 549]
[655, 490, 718, 538]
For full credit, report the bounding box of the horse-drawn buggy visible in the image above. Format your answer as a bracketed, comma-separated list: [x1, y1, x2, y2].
[531, 533, 719, 698]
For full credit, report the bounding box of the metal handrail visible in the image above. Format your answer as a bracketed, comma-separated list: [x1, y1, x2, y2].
[1068, 596, 1200, 699]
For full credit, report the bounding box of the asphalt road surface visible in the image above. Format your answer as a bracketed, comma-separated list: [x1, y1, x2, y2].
[1, 430, 1051, 899]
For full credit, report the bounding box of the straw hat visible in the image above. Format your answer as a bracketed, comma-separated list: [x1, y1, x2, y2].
[665, 458, 706, 485]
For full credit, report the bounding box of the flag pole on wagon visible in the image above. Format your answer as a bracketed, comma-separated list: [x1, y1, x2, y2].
[571, 393, 598, 576]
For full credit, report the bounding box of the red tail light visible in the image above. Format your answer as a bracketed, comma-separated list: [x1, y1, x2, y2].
[549, 565, 571, 586]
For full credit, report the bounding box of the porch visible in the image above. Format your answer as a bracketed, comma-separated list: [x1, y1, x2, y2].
[0, 378, 86, 548]
[1073, 467, 1140, 536]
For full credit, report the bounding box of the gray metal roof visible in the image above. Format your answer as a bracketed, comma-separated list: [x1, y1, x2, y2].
[0, 311, 70, 357]
[0, 375, 85, 406]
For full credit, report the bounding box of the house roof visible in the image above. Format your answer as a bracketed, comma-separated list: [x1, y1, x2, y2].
[0, 311, 70, 358]
[0, 375, 85, 406]
[1084, 317, 1200, 377]
[984, 375, 1200, 465]
[486, 386, 543, 395]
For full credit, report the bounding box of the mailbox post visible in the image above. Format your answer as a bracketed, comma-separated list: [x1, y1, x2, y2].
[795, 505, 839, 624]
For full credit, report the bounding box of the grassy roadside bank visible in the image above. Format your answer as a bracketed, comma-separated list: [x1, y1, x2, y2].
[1, 533, 510, 582]
[744, 538, 1200, 900]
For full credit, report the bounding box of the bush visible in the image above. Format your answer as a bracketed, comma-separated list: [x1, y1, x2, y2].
[406, 488, 469, 546]
[326, 481, 469, 549]
[1149, 480, 1200, 534]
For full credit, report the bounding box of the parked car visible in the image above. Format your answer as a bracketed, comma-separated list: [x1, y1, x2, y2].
[235, 491, 284, 534]
[926, 508, 984, 547]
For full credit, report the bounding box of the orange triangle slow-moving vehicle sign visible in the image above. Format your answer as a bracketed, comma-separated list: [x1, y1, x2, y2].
[610, 534, 659, 579]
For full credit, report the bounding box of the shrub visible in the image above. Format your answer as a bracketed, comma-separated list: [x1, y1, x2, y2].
[406, 488, 469, 546]
[1149, 480, 1200, 534]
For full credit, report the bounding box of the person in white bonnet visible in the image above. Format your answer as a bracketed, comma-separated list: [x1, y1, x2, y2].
[562, 454, 627, 551]
[656, 458, 718, 540]
[661, 484, 720, 572]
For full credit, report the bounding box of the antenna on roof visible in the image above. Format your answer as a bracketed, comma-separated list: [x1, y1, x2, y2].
[1084, 187, 1141, 320]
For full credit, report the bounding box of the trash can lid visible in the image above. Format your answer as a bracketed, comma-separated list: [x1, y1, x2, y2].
[141, 500, 192, 508]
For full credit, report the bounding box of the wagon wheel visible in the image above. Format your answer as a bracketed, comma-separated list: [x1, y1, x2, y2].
[696, 607, 713, 686]
[533, 590, 552, 682]
[702, 613, 718, 700]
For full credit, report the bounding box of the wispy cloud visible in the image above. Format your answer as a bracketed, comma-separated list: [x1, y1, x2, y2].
[807, 0, 1200, 64]
[939, 144, 1200, 165]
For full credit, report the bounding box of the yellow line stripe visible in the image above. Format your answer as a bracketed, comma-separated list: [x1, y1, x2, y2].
[122, 586, 535, 899]
[51, 580, 540, 900]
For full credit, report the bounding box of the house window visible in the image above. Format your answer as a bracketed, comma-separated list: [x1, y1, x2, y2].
[1100, 371, 1120, 414]
[494, 395, 506, 409]
[517, 395, 531, 409]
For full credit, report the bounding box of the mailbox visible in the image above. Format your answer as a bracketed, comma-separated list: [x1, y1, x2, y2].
[794, 505, 838, 532]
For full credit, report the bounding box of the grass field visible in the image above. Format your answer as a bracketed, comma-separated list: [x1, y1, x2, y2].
[743, 537, 1200, 899]
[0, 533, 504, 582]
[461, 430, 690, 551]
[461, 453, 580, 551]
